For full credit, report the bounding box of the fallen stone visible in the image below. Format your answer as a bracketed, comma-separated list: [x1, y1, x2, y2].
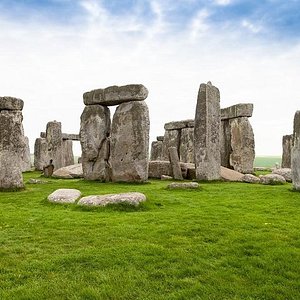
[167, 182, 199, 189]
[220, 166, 244, 182]
[78, 192, 146, 206]
[83, 84, 148, 106]
[161, 175, 173, 180]
[0, 96, 24, 111]
[260, 174, 286, 185]
[221, 103, 253, 120]
[242, 174, 260, 183]
[48, 189, 82, 204]
[52, 164, 83, 179]
[27, 178, 49, 184]
[272, 168, 292, 182]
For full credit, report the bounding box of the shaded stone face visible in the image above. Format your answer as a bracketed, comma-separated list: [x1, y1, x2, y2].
[150, 141, 163, 161]
[282, 134, 293, 168]
[83, 84, 148, 106]
[0, 96, 24, 111]
[110, 101, 150, 182]
[62, 140, 74, 166]
[34, 138, 49, 170]
[20, 136, 31, 172]
[292, 111, 300, 190]
[194, 82, 221, 180]
[220, 119, 231, 168]
[80, 105, 111, 181]
[229, 117, 255, 174]
[179, 127, 194, 163]
[0, 109, 25, 190]
[161, 129, 181, 161]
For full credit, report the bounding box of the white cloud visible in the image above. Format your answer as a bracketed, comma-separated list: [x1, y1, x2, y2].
[213, 0, 233, 6]
[188, 9, 211, 40]
[242, 19, 262, 34]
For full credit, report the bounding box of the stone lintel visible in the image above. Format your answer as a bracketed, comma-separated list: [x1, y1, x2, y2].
[0, 96, 24, 111]
[221, 103, 253, 120]
[40, 132, 79, 141]
[164, 119, 194, 131]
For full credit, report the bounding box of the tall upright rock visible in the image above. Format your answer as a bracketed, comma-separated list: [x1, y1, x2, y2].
[291, 111, 300, 190]
[194, 82, 221, 180]
[20, 136, 31, 172]
[0, 97, 25, 190]
[282, 134, 293, 168]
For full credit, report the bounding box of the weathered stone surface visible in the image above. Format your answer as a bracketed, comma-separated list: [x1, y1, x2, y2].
[110, 101, 149, 182]
[179, 127, 194, 163]
[78, 192, 146, 206]
[52, 164, 83, 179]
[161, 129, 180, 161]
[229, 117, 255, 174]
[62, 140, 74, 167]
[20, 136, 31, 172]
[164, 119, 194, 131]
[34, 138, 49, 171]
[272, 168, 292, 182]
[27, 178, 49, 184]
[167, 182, 199, 189]
[168, 147, 183, 180]
[150, 141, 163, 161]
[220, 119, 231, 168]
[48, 189, 82, 204]
[0, 96, 24, 111]
[194, 82, 221, 180]
[157, 136, 164, 141]
[260, 174, 286, 185]
[292, 111, 300, 190]
[83, 84, 148, 106]
[282, 134, 293, 168]
[0, 110, 25, 190]
[40, 132, 46, 138]
[80, 105, 111, 181]
[242, 174, 260, 183]
[221, 103, 253, 120]
[62, 133, 80, 141]
[220, 166, 244, 182]
[161, 175, 173, 180]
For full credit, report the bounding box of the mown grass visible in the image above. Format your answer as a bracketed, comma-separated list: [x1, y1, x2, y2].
[0, 172, 299, 300]
[254, 156, 282, 168]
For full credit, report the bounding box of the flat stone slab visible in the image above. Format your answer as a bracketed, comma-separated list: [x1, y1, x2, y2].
[220, 166, 244, 182]
[52, 164, 83, 179]
[83, 84, 148, 106]
[167, 182, 199, 189]
[260, 174, 286, 185]
[61, 133, 80, 141]
[78, 192, 146, 206]
[221, 103, 253, 120]
[27, 178, 49, 184]
[242, 174, 260, 183]
[48, 189, 82, 204]
[0, 96, 24, 111]
[272, 168, 292, 182]
[164, 119, 194, 131]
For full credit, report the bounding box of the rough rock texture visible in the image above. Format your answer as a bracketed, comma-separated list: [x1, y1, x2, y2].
[62, 140, 74, 166]
[78, 192, 146, 206]
[164, 119, 194, 131]
[282, 134, 293, 168]
[62, 133, 80, 141]
[157, 136, 164, 142]
[179, 127, 194, 163]
[220, 119, 231, 168]
[20, 136, 32, 172]
[292, 111, 300, 190]
[221, 103, 253, 120]
[52, 164, 83, 179]
[83, 84, 148, 106]
[260, 174, 286, 185]
[168, 147, 183, 180]
[272, 168, 292, 182]
[0, 96, 24, 111]
[161, 129, 180, 161]
[27, 178, 49, 184]
[34, 138, 49, 170]
[110, 101, 149, 182]
[242, 174, 260, 183]
[229, 117, 255, 174]
[80, 105, 111, 181]
[167, 182, 199, 189]
[150, 141, 163, 161]
[194, 82, 221, 180]
[0, 108, 25, 190]
[220, 166, 244, 182]
[48, 189, 82, 204]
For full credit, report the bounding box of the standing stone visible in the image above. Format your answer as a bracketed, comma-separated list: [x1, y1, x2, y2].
[282, 134, 293, 168]
[220, 119, 231, 168]
[292, 111, 300, 190]
[0, 97, 25, 191]
[179, 127, 194, 163]
[150, 141, 163, 161]
[62, 140, 74, 166]
[34, 138, 49, 171]
[110, 101, 149, 182]
[161, 130, 181, 161]
[194, 82, 221, 180]
[229, 117, 255, 174]
[168, 147, 183, 180]
[20, 136, 31, 172]
[80, 105, 111, 181]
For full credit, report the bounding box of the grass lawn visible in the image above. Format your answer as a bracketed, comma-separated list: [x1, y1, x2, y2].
[0, 172, 299, 299]
[254, 156, 282, 168]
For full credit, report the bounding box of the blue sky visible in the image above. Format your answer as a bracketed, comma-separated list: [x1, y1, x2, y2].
[1, 0, 300, 156]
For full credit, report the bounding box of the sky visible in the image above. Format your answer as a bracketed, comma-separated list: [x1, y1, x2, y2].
[1, 0, 300, 156]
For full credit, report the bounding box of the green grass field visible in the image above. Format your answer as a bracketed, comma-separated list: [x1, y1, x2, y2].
[1, 172, 299, 299]
[254, 156, 282, 168]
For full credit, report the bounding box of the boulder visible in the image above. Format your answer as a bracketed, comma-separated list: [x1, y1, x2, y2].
[47, 188, 82, 204]
[242, 174, 260, 183]
[167, 182, 199, 189]
[83, 84, 148, 106]
[272, 168, 292, 182]
[110, 101, 150, 182]
[78, 192, 146, 206]
[260, 174, 286, 185]
[0, 96, 24, 111]
[220, 166, 244, 182]
[52, 164, 83, 179]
